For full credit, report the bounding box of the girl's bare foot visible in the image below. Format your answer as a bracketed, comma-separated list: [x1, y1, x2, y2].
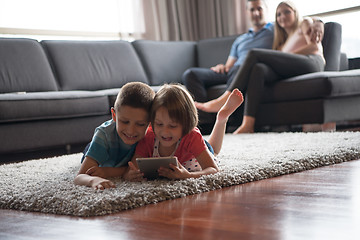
[195, 91, 231, 113]
[217, 89, 244, 123]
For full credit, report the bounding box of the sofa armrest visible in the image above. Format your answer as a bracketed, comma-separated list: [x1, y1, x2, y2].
[322, 22, 342, 71]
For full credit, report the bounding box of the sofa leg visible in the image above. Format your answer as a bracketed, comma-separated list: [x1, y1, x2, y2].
[66, 144, 72, 154]
[302, 122, 336, 132]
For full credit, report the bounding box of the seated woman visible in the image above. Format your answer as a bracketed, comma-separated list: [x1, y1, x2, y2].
[196, 1, 325, 134]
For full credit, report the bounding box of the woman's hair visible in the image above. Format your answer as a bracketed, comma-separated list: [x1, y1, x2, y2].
[151, 84, 198, 136]
[272, 1, 301, 50]
[114, 82, 155, 118]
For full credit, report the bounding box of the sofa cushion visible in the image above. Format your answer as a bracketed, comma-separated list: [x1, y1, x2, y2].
[132, 40, 197, 85]
[340, 53, 349, 71]
[197, 35, 238, 68]
[41, 40, 149, 91]
[0, 91, 110, 123]
[262, 69, 360, 103]
[0, 38, 58, 94]
[0, 115, 110, 154]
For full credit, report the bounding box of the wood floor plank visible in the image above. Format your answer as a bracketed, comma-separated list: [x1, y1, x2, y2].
[1, 160, 359, 240]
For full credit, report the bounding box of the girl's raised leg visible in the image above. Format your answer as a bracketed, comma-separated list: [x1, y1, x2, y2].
[207, 89, 243, 154]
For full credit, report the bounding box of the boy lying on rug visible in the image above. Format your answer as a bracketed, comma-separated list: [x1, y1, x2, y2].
[74, 83, 243, 189]
[74, 82, 155, 190]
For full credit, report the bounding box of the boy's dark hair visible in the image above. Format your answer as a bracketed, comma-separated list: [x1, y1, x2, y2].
[247, 0, 268, 8]
[114, 82, 155, 115]
[151, 84, 198, 136]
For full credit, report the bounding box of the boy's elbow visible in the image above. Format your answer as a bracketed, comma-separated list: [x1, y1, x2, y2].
[74, 174, 83, 185]
[73, 173, 89, 186]
[73, 176, 80, 186]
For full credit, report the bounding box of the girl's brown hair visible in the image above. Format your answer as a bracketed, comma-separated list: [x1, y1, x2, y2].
[151, 84, 198, 136]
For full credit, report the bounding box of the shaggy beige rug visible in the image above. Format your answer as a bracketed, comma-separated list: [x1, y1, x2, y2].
[1, 131, 360, 217]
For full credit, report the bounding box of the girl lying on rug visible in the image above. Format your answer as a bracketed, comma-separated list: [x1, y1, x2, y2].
[128, 84, 243, 180]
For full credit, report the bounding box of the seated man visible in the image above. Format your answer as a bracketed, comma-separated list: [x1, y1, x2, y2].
[182, 0, 274, 104]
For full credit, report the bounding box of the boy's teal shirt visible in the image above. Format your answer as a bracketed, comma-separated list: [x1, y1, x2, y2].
[83, 120, 137, 167]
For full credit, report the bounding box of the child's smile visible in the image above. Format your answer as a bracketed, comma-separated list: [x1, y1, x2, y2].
[154, 107, 183, 153]
[122, 131, 139, 141]
[112, 106, 149, 145]
[161, 135, 173, 141]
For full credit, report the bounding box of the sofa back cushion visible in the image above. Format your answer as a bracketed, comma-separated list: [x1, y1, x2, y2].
[41, 40, 149, 91]
[0, 38, 58, 93]
[322, 22, 342, 71]
[132, 40, 197, 86]
[197, 35, 238, 68]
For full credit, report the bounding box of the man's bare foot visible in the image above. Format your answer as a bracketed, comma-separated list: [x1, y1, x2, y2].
[217, 89, 244, 123]
[233, 125, 255, 134]
[195, 91, 231, 113]
[233, 116, 255, 134]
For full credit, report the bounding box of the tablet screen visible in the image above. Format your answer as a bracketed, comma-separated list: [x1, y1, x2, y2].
[136, 157, 178, 180]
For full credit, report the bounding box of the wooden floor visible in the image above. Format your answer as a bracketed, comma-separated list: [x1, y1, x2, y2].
[1, 159, 359, 240]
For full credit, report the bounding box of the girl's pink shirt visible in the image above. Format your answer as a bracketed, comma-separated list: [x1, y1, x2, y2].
[135, 127, 207, 164]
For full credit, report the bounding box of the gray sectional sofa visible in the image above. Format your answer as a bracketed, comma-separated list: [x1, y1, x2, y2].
[1, 22, 360, 161]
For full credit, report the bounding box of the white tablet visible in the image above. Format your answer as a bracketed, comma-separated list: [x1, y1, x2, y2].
[136, 156, 178, 180]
